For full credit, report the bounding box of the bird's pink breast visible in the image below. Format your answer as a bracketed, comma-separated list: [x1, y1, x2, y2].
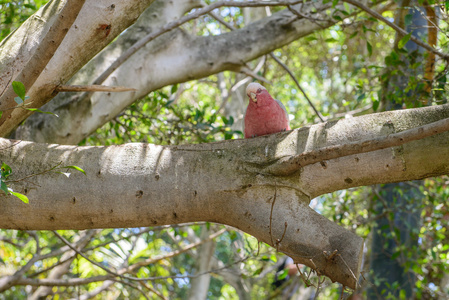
[244, 98, 290, 138]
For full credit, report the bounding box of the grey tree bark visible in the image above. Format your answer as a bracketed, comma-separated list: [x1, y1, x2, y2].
[1, 103, 449, 289]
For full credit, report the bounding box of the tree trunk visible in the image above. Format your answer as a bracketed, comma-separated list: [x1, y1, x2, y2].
[367, 1, 433, 297]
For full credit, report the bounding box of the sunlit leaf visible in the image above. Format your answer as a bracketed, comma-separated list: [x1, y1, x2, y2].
[10, 191, 29, 204]
[398, 32, 412, 49]
[12, 81, 26, 100]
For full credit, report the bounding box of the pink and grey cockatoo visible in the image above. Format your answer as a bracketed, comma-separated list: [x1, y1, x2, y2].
[244, 83, 290, 138]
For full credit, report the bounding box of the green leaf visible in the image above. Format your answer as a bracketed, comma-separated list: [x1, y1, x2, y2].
[10, 191, 29, 204]
[12, 81, 26, 100]
[404, 14, 413, 26]
[63, 165, 86, 175]
[332, 0, 339, 7]
[391, 251, 401, 260]
[372, 100, 380, 111]
[24, 108, 59, 117]
[171, 84, 178, 94]
[366, 41, 372, 56]
[332, 15, 342, 21]
[398, 32, 412, 49]
[252, 267, 263, 276]
[277, 269, 289, 280]
[0, 180, 8, 195]
[1, 162, 12, 179]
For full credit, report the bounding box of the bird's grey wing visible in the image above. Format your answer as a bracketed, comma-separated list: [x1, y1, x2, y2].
[275, 99, 289, 120]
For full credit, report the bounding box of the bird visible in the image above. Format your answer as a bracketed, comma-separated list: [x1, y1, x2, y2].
[243, 82, 290, 138]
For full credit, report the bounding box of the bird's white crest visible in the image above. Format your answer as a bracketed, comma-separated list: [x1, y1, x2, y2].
[246, 83, 267, 95]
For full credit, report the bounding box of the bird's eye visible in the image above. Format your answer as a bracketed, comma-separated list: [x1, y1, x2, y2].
[257, 88, 261, 93]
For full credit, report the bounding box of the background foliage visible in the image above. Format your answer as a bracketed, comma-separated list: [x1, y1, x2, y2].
[0, 0, 448, 299]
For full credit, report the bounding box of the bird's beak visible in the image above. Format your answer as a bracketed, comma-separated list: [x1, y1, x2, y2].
[250, 92, 257, 102]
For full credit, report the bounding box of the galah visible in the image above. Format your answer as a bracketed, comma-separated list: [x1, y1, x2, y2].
[243, 82, 290, 138]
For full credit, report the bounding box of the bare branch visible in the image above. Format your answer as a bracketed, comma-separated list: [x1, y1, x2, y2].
[14, 275, 113, 287]
[269, 53, 325, 122]
[120, 228, 227, 274]
[55, 85, 136, 93]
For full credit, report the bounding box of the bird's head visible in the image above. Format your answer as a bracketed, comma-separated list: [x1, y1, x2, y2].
[246, 83, 267, 104]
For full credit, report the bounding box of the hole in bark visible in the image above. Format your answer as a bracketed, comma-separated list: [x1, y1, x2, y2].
[173, 211, 177, 218]
[136, 190, 143, 198]
[49, 216, 55, 222]
[155, 174, 160, 180]
[72, 197, 76, 204]
[355, 157, 360, 162]
[344, 177, 353, 184]
[110, 209, 113, 213]
[320, 161, 327, 169]
[194, 190, 197, 196]
[24, 188, 28, 194]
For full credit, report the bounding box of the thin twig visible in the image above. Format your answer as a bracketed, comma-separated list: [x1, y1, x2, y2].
[138, 281, 167, 300]
[337, 254, 359, 289]
[6, 162, 63, 183]
[269, 53, 325, 122]
[313, 276, 325, 300]
[296, 264, 316, 288]
[55, 85, 136, 93]
[52, 231, 125, 278]
[276, 222, 288, 250]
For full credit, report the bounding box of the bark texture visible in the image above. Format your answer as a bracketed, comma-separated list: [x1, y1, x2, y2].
[1, 104, 448, 288]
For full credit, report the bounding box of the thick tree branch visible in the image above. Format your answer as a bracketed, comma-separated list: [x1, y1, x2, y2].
[268, 110, 449, 175]
[2, 104, 449, 288]
[0, 0, 86, 114]
[89, 0, 303, 89]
